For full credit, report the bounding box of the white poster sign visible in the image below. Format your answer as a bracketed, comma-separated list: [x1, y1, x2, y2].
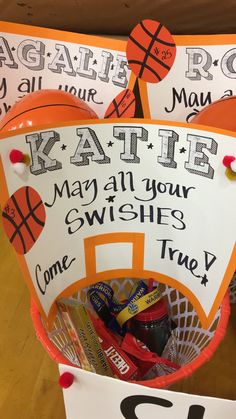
[0, 120, 235, 327]
[0, 21, 130, 119]
[147, 36, 236, 122]
[59, 365, 236, 419]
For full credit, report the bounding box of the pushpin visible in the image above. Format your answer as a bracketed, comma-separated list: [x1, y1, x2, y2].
[9, 149, 28, 175]
[222, 155, 235, 168]
[59, 372, 74, 389]
[223, 155, 236, 180]
[9, 149, 24, 164]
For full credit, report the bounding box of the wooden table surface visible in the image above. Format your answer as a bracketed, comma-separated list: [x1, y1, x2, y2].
[0, 217, 235, 419]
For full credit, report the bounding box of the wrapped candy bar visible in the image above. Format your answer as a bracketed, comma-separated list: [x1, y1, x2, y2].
[57, 299, 113, 377]
[92, 316, 138, 381]
[121, 332, 180, 380]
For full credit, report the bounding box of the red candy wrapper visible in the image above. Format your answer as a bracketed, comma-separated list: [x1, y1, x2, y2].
[92, 317, 138, 381]
[121, 332, 180, 380]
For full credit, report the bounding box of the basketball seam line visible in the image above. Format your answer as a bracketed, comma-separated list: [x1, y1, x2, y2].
[9, 199, 44, 245]
[2, 211, 26, 254]
[0, 103, 92, 131]
[26, 186, 45, 227]
[128, 34, 171, 72]
[11, 201, 45, 242]
[105, 108, 116, 119]
[116, 90, 131, 110]
[128, 60, 161, 81]
[140, 21, 176, 47]
[11, 193, 36, 243]
[112, 99, 121, 118]
[105, 90, 131, 118]
[119, 98, 136, 118]
[139, 22, 163, 79]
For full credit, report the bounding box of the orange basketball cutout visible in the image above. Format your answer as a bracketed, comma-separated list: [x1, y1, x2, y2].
[191, 96, 236, 180]
[126, 19, 176, 83]
[191, 96, 236, 131]
[0, 89, 98, 133]
[2, 186, 46, 254]
[104, 89, 136, 118]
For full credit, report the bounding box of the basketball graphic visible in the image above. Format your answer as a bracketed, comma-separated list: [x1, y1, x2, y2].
[104, 89, 136, 118]
[2, 186, 46, 254]
[0, 89, 98, 133]
[126, 19, 176, 83]
[191, 96, 236, 131]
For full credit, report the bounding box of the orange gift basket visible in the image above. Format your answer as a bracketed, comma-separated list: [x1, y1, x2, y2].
[30, 279, 230, 389]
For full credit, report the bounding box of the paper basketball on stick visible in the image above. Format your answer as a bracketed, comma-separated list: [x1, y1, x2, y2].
[0, 89, 98, 133]
[104, 89, 136, 118]
[126, 19, 176, 83]
[2, 186, 46, 254]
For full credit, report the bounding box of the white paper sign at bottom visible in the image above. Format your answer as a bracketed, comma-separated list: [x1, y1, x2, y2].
[59, 364, 235, 419]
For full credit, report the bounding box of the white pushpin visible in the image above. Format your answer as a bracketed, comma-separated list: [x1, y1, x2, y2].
[230, 160, 236, 173]
[12, 162, 27, 175]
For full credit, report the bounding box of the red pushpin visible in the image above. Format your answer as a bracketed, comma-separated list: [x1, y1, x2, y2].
[223, 155, 236, 174]
[223, 155, 235, 168]
[9, 149, 28, 175]
[59, 372, 74, 389]
[9, 149, 24, 164]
